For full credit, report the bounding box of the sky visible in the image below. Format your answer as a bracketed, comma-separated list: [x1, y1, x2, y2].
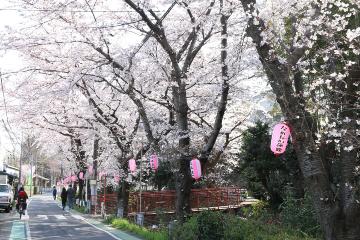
[0, 1, 25, 162]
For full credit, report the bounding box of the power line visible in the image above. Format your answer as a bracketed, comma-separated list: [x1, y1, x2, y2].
[0, 71, 21, 147]
[0, 72, 11, 128]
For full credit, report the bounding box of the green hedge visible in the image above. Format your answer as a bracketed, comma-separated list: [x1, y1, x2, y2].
[106, 210, 319, 240]
[172, 211, 318, 240]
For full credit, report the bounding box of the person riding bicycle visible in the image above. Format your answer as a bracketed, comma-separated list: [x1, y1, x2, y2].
[17, 187, 29, 212]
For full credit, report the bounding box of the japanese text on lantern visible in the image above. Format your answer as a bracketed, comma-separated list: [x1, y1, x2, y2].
[271, 123, 290, 155]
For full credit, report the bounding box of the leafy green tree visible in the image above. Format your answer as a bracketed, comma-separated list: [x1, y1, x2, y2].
[234, 121, 303, 208]
[149, 161, 175, 191]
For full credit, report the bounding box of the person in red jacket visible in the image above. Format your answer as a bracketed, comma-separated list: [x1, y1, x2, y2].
[17, 187, 29, 212]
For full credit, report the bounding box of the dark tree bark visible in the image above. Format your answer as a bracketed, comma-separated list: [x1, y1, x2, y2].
[117, 159, 131, 218]
[199, 0, 231, 172]
[71, 137, 87, 201]
[92, 135, 100, 180]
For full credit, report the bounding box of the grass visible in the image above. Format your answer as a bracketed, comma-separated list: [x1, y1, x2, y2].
[171, 211, 320, 240]
[74, 205, 86, 214]
[104, 214, 318, 240]
[108, 218, 168, 240]
[232, 219, 319, 240]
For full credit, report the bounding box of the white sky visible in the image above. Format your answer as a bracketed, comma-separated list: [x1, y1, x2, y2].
[0, 1, 25, 162]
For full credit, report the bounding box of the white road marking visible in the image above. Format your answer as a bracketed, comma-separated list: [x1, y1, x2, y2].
[72, 215, 85, 220]
[81, 219, 124, 240]
[36, 215, 48, 220]
[56, 202, 123, 240]
[54, 215, 66, 220]
[27, 199, 33, 208]
[25, 221, 32, 240]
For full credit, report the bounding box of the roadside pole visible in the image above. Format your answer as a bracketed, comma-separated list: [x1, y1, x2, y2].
[139, 144, 142, 213]
[18, 133, 23, 191]
[30, 155, 33, 197]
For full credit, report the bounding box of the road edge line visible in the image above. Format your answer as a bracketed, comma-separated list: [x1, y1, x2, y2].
[25, 198, 32, 240]
[81, 218, 124, 240]
[25, 221, 32, 240]
[56, 203, 124, 240]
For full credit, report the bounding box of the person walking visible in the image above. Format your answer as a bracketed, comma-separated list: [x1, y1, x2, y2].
[60, 187, 67, 210]
[52, 186, 57, 200]
[67, 185, 75, 210]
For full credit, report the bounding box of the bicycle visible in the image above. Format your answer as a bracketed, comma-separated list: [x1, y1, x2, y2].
[18, 199, 25, 219]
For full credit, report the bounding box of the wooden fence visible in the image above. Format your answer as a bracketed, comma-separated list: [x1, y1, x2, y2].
[93, 187, 247, 216]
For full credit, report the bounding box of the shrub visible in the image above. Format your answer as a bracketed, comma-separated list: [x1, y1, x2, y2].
[280, 193, 321, 237]
[224, 216, 246, 240]
[225, 215, 317, 240]
[104, 214, 116, 224]
[197, 211, 225, 240]
[172, 217, 198, 240]
[172, 211, 318, 240]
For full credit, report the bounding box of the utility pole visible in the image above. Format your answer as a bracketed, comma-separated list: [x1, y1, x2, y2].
[18, 133, 23, 191]
[139, 141, 143, 213]
[60, 158, 63, 179]
[30, 154, 33, 197]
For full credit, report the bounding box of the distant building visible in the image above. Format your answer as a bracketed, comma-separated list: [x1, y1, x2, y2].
[0, 161, 19, 185]
[32, 174, 50, 194]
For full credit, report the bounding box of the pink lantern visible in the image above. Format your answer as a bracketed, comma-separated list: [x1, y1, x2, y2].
[88, 165, 93, 175]
[271, 123, 291, 155]
[150, 154, 159, 171]
[79, 172, 84, 180]
[190, 158, 202, 180]
[71, 175, 77, 182]
[114, 174, 120, 183]
[129, 159, 137, 173]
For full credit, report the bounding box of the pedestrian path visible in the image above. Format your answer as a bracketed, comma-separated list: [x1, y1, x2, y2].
[26, 194, 143, 240]
[55, 200, 143, 240]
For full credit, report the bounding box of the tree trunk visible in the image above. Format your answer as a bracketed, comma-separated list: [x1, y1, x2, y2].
[238, 0, 360, 238]
[199, 0, 230, 172]
[172, 75, 192, 221]
[77, 178, 84, 201]
[175, 155, 192, 221]
[117, 180, 130, 218]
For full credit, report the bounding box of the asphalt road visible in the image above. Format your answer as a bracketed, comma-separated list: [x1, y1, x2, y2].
[0, 208, 17, 240]
[0, 195, 137, 240]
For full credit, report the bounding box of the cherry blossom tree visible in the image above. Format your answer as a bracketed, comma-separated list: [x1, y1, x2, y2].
[2, 0, 274, 221]
[239, 0, 360, 238]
